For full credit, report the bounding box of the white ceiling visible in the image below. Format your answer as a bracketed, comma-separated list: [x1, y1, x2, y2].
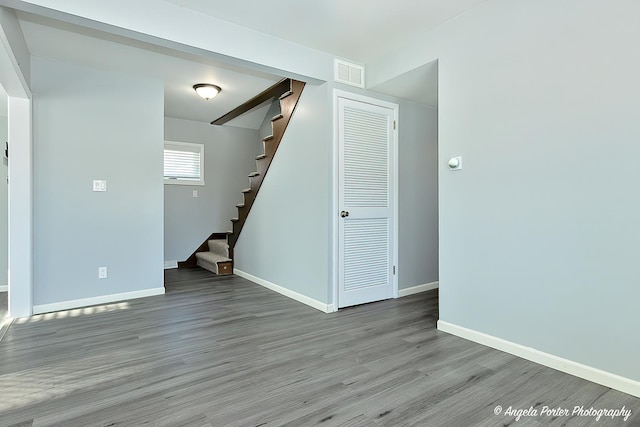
[165, 0, 486, 64]
[15, 1, 487, 117]
[17, 13, 283, 128]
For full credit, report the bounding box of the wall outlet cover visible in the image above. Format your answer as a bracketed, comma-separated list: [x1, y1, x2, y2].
[93, 180, 107, 191]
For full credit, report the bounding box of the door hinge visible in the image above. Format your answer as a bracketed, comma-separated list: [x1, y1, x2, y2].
[393, 266, 396, 275]
[393, 120, 396, 130]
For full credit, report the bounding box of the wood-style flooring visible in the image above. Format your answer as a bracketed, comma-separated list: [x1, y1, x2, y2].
[0, 269, 638, 426]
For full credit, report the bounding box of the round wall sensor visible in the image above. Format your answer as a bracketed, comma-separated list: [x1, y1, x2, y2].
[448, 157, 462, 170]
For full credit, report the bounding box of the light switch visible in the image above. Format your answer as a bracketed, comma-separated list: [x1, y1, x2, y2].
[192, 190, 198, 198]
[98, 266, 107, 279]
[93, 180, 107, 192]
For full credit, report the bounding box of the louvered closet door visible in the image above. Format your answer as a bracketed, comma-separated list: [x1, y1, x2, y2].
[338, 97, 395, 308]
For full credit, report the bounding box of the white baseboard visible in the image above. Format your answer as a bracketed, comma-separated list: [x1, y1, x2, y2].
[437, 320, 640, 399]
[399, 281, 439, 297]
[234, 269, 333, 314]
[33, 287, 166, 315]
[0, 285, 7, 292]
[164, 260, 178, 269]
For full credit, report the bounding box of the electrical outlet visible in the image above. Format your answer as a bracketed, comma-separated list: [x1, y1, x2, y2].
[93, 180, 107, 192]
[98, 266, 108, 279]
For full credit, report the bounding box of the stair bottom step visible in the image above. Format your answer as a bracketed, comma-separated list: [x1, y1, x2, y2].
[196, 251, 232, 275]
[196, 252, 230, 263]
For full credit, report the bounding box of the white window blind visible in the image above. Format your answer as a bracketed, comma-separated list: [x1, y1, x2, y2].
[164, 141, 204, 185]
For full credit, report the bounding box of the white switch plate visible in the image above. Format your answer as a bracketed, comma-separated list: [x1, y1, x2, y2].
[192, 190, 198, 198]
[93, 180, 107, 192]
[98, 266, 107, 279]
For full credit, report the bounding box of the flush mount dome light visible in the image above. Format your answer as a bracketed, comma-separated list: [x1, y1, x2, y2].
[193, 83, 221, 100]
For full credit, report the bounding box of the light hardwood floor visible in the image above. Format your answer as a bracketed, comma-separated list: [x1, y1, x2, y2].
[0, 269, 637, 426]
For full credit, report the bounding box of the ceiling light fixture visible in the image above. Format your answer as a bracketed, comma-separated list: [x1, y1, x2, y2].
[193, 83, 221, 100]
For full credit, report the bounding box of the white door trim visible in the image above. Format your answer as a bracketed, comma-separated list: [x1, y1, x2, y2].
[1, 10, 34, 318]
[332, 89, 399, 311]
[7, 96, 32, 318]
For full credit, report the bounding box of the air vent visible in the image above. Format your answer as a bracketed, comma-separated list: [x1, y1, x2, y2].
[334, 59, 365, 88]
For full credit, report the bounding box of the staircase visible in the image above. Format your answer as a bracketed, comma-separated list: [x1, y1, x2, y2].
[226, 79, 305, 259]
[184, 78, 305, 275]
[195, 239, 232, 275]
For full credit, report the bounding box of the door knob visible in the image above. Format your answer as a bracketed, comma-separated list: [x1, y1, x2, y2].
[340, 211, 349, 218]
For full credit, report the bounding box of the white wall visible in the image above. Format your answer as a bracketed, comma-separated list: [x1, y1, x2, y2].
[164, 117, 259, 263]
[258, 100, 281, 141]
[398, 103, 438, 289]
[371, 0, 640, 382]
[0, 116, 7, 289]
[235, 81, 440, 306]
[32, 56, 164, 307]
[234, 83, 332, 304]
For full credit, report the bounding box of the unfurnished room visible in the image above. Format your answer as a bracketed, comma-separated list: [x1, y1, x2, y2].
[0, 1, 638, 426]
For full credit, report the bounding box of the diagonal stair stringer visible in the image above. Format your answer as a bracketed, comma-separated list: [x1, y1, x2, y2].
[214, 78, 306, 261]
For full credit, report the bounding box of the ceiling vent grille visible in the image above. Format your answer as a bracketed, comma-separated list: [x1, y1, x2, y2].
[335, 59, 365, 88]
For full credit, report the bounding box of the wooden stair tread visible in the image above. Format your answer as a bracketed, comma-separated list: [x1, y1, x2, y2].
[236, 203, 245, 208]
[241, 188, 252, 193]
[248, 172, 259, 177]
[262, 135, 274, 142]
[256, 154, 266, 160]
[271, 113, 284, 121]
[279, 90, 293, 100]
[231, 218, 239, 222]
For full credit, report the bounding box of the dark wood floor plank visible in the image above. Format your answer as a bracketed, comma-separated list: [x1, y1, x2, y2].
[0, 268, 637, 426]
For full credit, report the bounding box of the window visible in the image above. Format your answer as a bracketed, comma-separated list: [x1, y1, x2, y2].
[164, 141, 204, 185]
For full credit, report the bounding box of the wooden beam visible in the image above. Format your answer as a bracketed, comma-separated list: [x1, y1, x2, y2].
[211, 78, 292, 126]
